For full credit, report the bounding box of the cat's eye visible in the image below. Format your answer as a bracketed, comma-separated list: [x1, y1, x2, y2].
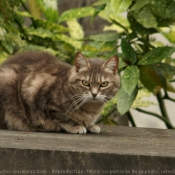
[100, 81, 108, 87]
[82, 80, 90, 86]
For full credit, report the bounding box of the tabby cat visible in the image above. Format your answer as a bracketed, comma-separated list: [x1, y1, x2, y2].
[0, 51, 120, 134]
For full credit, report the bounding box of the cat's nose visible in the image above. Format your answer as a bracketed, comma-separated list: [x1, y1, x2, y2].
[92, 93, 97, 98]
[91, 87, 98, 98]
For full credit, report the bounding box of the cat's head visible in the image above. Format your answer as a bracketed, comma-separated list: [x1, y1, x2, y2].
[69, 52, 120, 103]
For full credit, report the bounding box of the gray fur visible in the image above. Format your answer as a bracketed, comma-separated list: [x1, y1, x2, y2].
[0, 51, 120, 134]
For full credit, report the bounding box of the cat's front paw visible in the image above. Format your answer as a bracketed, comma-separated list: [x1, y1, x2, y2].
[88, 125, 100, 133]
[70, 126, 87, 134]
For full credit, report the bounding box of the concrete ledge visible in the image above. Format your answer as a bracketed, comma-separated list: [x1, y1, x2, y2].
[0, 125, 175, 175]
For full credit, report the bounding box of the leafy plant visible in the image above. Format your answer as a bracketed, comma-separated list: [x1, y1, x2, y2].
[92, 0, 175, 128]
[0, 0, 175, 128]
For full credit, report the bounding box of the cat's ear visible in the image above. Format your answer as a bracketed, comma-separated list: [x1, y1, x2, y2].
[102, 55, 119, 75]
[74, 52, 90, 72]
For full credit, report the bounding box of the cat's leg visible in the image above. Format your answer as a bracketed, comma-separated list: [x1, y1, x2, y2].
[87, 125, 100, 133]
[59, 122, 87, 134]
[4, 112, 32, 131]
[52, 114, 87, 134]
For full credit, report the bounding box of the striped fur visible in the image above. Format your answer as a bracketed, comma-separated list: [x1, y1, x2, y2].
[0, 51, 120, 134]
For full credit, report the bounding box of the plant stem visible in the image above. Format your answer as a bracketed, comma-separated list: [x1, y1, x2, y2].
[20, 0, 37, 28]
[110, 18, 128, 33]
[96, 107, 117, 124]
[166, 97, 175, 103]
[156, 92, 173, 129]
[127, 111, 136, 127]
[170, 79, 175, 82]
[14, 19, 29, 42]
[0, 2, 8, 21]
[110, 119, 118, 125]
[163, 91, 175, 103]
[136, 108, 174, 129]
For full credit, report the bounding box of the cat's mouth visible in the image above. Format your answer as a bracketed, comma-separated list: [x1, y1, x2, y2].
[90, 98, 98, 101]
[83, 93, 107, 103]
[87, 97, 104, 103]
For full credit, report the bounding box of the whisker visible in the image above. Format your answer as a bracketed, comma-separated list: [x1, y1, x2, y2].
[105, 95, 113, 98]
[63, 94, 82, 101]
[103, 98, 108, 104]
[99, 99, 105, 105]
[58, 94, 82, 105]
[66, 97, 84, 114]
[68, 98, 88, 114]
[67, 98, 83, 111]
[97, 94, 113, 104]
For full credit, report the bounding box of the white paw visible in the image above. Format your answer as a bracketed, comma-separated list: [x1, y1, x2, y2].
[88, 125, 100, 133]
[76, 126, 87, 134]
[70, 126, 87, 134]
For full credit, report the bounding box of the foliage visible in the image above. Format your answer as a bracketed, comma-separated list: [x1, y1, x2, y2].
[0, 0, 175, 128]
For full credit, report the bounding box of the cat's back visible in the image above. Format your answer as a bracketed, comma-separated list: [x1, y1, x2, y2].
[1, 51, 71, 74]
[0, 51, 72, 94]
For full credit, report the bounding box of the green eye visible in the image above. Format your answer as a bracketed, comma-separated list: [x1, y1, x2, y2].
[100, 81, 108, 87]
[82, 80, 90, 86]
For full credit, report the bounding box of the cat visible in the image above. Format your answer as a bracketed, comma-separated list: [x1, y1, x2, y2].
[0, 51, 120, 134]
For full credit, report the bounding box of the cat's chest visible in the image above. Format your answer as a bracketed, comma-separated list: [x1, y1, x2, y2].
[70, 102, 103, 126]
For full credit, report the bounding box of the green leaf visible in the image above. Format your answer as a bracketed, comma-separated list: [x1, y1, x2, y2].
[118, 58, 127, 70]
[103, 1, 114, 18]
[20, 45, 69, 60]
[133, 6, 157, 28]
[0, 51, 9, 64]
[28, 0, 42, 19]
[139, 66, 162, 94]
[139, 65, 175, 94]
[101, 94, 118, 117]
[155, 63, 175, 76]
[92, 0, 108, 6]
[5, 32, 26, 48]
[130, 0, 151, 11]
[104, 15, 130, 33]
[15, 10, 32, 18]
[121, 38, 137, 64]
[132, 89, 156, 108]
[36, 0, 59, 22]
[67, 19, 84, 39]
[149, 0, 166, 17]
[89, 33, 118, 42]
[0, 0, 20, 20]
[166, 82, 175, 93]
[139, 47, 175, 65]
[162, 26, 175, 44]
[117, 87, 138, 115]
[91, 4, 106, 22]
[121, 66, 140, 95]
[55, 34, 81, 49]
[150, 0, 175, 19]
[165, 1, 175, 18]
[81, 44, 98, 53]
[153, 63, 175, 93]
[128, 13, 157, 35]
[59, 7, 95, 23]
[110, 0, 132, 15]
[35, 19, 69, 33]
[101, 41, 116, 53]
[67, 19, 84, 49]
[1, 41, 13, 54]
[20, 45, 56, 54]
[0, 27, 6, 41]
[25, 27, 53, 38]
